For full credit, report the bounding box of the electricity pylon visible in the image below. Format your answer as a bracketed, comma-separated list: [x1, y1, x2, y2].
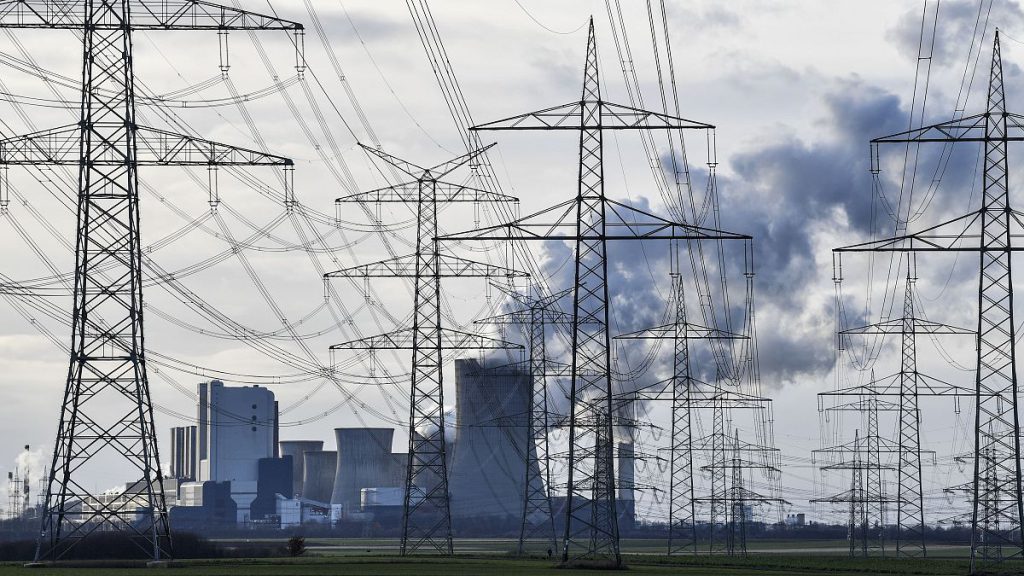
[822, 267, 973, 556]
[813, 430, 880, 557]
[834, 33, 1024, 572]
[325, 145, 525, 555]
[475, 283, 574, 555]
[613, 273, 750, 555]
[0, 0, 301, 561]
[691, 423, 783, 555]
[824, 394, 901, 556]
[440, 19, 749, 566]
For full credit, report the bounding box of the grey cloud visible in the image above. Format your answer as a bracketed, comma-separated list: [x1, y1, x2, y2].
[887, 0, 1024, 65]
[665, 3, 743, 37]
[723, 79, 906, 306]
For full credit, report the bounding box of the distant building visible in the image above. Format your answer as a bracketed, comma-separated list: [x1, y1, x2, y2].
[250, 456, 292, 521]
[170, 481, 236, 532]
[301, 450, 337, 505]
[169, 425, 197, 482]
[331, 428, 405, 521]
[449, 358, 538, 523]
[196, 380, 278, 523]
[617, 440, 635, 530]
[785, 512, 806, 526]
[279, 440, 323, 498]
[80, 480, 157, 526]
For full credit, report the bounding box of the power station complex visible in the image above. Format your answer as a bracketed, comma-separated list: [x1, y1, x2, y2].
[157, 360, 634, 534]
[5, 0, 1024, 573]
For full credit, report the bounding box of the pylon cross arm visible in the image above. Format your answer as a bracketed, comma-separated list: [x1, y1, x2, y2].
[834, 209, 1024, 252]
[330, 327, 523, 351]
[871, 112, 1024, 143]
[469, 100, 714, 132]
[336, 180, 517, 205]
[359, 142, 495, 180]
[438, 197, 751, 242]
[323, 253, 527, 279]
[614, 380, 770, 407]
[816, 371, 975, 398]
[0, 0, 303, 30]
[475, 308, 578, 326]
[841, 317, 974, 335]
[0, 124, 293, 166]
[614, 323, 746, 340]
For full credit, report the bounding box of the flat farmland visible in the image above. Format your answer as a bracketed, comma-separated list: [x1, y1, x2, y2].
[0, 538, 984, 576]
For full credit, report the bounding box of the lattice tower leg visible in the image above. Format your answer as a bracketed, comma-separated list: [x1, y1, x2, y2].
[970, 33, 1024, 570]
[667, 274, 696, 555]
[561, 26, 620, 566]
[897, 274, 925, 557]
[401, 179, 453, 555]
[37, 0, 168, 560]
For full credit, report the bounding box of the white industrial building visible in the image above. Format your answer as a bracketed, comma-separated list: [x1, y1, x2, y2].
[195, 380, 278, 523]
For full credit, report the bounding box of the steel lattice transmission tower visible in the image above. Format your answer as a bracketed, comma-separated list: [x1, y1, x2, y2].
[826, 396, 901, 556]
[813, 429, 879, 557]
[835, 33, 1024, 572]
[0, 0, 301, 560]
[325, 144, 525, 555]
[816, 393, 900, 557]
[692, 422, 783, 555]
[475, 283, 574, 555]
[613, 273, 757, 556]
[441, 19, 748, 566]
[822, 268, 973, 557]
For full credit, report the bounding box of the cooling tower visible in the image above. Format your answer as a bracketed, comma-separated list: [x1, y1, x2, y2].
[301, 450, 337, 504]
[279, 440, 323, 498]
[331, 428, 404, 517]
[449, 358, 540, 521]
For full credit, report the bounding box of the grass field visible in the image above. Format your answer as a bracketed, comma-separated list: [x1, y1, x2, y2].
[0, 555, 985, 576]
[0, 539, 992, 575]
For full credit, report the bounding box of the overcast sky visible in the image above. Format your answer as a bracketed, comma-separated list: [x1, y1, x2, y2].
[0, 0, 1017, 526]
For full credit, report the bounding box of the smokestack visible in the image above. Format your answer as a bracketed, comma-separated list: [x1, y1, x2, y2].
[273, 402, 280, 458]
[617, 441, 635, 529]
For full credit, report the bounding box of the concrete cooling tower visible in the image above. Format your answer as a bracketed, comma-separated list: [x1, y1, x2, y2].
[279, 440, 323, 498]
[331, 428, 404, 517]
[302, 450, 337, 504]
[449, 358, 541, 522]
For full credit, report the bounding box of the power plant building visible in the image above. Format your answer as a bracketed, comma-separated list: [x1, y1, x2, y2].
[169, 425, 197, 481]
[279, 440, 323, 498]
[301, 450, 337, 504]
[331, 428, 405, 519]
[161, 365, 551, 531]
[449, 358, 539, 523]
[196, 380, 278, 522]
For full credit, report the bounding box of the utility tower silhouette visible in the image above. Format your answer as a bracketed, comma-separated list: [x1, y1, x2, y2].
[613, 273, 756, 555]
[835, 33, 1023, 571]
[823, 266, 973, 556]
[819, 392, 901, 556]
[441, 19, 748, 566]
[823, 394, 901, 556]
[475, 283, 574, 555]
[0, 0, 301, 560]
[693, 423, 782, 555]
[814, 429, 875, 557]
[325, 144, 524, 555]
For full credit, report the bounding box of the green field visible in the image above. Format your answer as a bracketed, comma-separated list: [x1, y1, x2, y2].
[0, 538, 992, 576]
[0, 556, 986, 576]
